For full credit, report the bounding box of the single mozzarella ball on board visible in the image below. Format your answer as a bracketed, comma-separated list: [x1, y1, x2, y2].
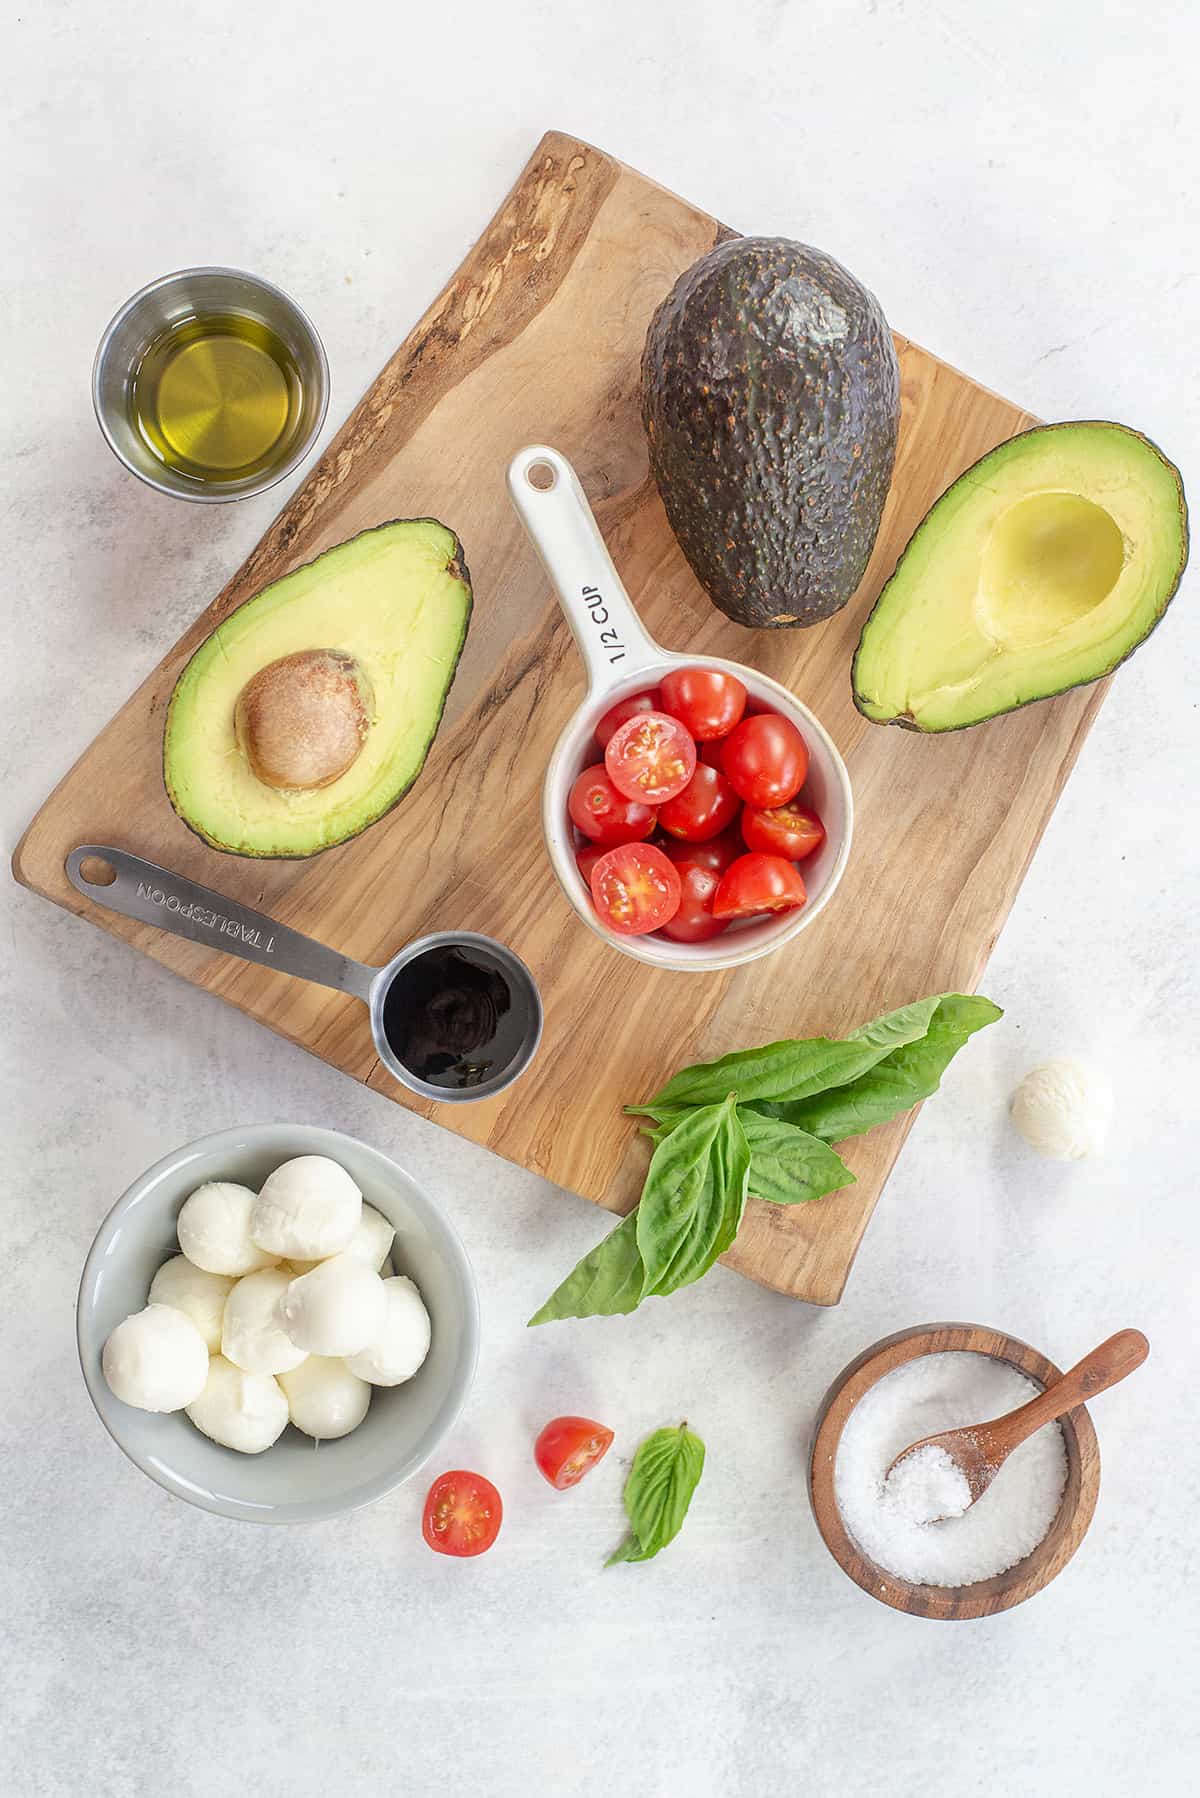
[148, 1255, 234, 1353]
[278, 1255, 386, 1357]
[186, 1356, 289, 1454]
[220, 1268, 308, 1375]
[341, 1202, 396, 1271]
[1010, 1059, 1112, 1160]
[177, 1182, 277, 1276]
[345, 1275, 431, 1386]
[251, 1156, 362, 1260]
[279, 1357, 371, 1440]
[102, 1304, 209, 1412]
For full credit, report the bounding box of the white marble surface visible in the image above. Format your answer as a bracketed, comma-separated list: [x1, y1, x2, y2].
[3, 3, 1198, 1793]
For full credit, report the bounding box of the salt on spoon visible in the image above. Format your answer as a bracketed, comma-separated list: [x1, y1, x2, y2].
[885, 1328, 1148, 1523]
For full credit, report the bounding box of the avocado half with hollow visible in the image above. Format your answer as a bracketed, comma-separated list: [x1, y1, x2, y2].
[164, 519, 472, 856]
[852, 421, 1187, 732]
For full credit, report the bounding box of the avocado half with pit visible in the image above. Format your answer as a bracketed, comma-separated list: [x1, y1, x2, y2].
[852, 421, 1187, 732]
[164, 519, 472, 856]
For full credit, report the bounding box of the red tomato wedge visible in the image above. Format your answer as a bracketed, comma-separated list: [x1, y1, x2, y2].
[740, 801, 826, 861]
[720, 714, 809, 809]
[590, 842, 681, 936]
[605, 711, 697, 805]
[534, 1416, 615, 1490]
[659, 861, 728, 942]
[422, 1470, 503, 1557]
[659, 666, 747, 740]
[568, 764, 656, 846]
[657, 826, 744, 875]
[657, 763, 741, 842]
[712, 853, 807, 920]
[594, 687, 662, 750]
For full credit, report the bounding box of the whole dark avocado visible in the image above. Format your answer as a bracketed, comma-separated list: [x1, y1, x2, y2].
[641, 236, 900, 628]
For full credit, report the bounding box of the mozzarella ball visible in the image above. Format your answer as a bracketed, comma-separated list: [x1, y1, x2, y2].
[186, 1356, 289, 1454]
[251, 1156, 361, 1260]
[341, 1202, 396, 1271]
[220, 1268, 308, 1375]
[102, 1304, 209, 1412]
[1010, 1059, 1112, 1160]
[345, 1275, 431, 1386]
[177, 1182, 276, 1276]
[278, 1255, 385, 1357]
[148, 1255, 234, 1353]
[279, 1357, 371, 1440]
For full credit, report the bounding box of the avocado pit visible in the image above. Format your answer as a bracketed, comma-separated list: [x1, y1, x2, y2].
[234, 649, 375, 792]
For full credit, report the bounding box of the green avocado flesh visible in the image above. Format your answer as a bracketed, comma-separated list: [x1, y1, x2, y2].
[853, 421, 1188, 732]
[164, 520, 472, 856]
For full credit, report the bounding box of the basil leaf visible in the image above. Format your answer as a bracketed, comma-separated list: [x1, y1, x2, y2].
[625, 995, 942, 1114]
[738, 1109, 856, 1204]
[606, 1423, 706, 1566]
[755, 995, 1002, 1142]
[527, 1211, 645, 1325]
[637, 1096, 750, 1297]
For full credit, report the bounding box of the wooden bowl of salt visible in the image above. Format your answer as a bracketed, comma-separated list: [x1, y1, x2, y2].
[809, 1323, 1101, 1620]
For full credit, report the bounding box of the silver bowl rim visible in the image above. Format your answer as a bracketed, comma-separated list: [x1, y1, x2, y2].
[91, 264, 331, 504]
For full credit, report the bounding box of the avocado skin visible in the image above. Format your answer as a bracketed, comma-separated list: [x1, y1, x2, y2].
[851, 421, 1189, 733]
[163, 519, 472, 858]
[641, 236, 900, 629]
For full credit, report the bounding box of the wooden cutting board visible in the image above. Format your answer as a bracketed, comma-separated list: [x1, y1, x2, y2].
[14, 130, 1105, 1306]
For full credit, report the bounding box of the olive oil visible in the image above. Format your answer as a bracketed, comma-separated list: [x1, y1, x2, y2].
[129, 311, 305, 486]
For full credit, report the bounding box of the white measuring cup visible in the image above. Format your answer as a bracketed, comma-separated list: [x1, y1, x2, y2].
[507, 444, 854, 971]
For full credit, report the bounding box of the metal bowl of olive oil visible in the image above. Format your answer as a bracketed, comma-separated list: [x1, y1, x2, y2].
[93, 267, 329, 502]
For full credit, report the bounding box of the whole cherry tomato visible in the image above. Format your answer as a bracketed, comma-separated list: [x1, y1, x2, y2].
[568, 764, 655, 845]
[657, 763, 741, 842]
[593, 688, 662, 750]
[659, 862, 729, 942]
[712, 852, 807, 920]
[659, 666, 747, 741]
[719, 714, 809, 809]
[657, 826, 744, 875]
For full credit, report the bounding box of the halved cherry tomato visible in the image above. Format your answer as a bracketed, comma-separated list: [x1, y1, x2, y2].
[659, 666, 747, 741]
[576, 841, 608, 883]
[422, 1470, 503, 1557]
[741, 800, 826, 861]
[719, 714, 809, 809]
[590, 841, 681, 935]
[657, 763, 740, 842]
[594, 687, 662, 750]
[568, 764, 655, 845]
[534, 1416, 614, 1490]
[605, 711, 697, 805]
[658, 826, 744, 875]
[712, 852, 807, 920]
[659, 862, 729, 942]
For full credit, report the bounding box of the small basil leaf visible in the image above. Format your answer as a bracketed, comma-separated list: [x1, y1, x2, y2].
[527, 1211, 645, 1325]
[627, 995, 942, 1113]
[756, 995, 1002, 1142]
[637, 1096, 750, 1297]
[605, 1423, 706, 1566]
[737, 1109, 856, 1204]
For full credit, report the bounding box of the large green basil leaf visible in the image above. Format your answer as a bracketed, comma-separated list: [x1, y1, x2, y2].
[737, 1109, 856, 1204]
[625, 995, 943, 1115]
[636, 1096, 750, 1297]
[606, 1423, 706, 1566]
[755, 995, 1002, 1142]
[527, 1211, 645, 1326]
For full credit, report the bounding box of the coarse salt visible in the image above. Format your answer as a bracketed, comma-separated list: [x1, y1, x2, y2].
[834, 1351, 1068, 1587]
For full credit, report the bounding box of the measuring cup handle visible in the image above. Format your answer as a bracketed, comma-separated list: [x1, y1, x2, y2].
[65, 846, 377, 1003]
[507, 444, 662, 697]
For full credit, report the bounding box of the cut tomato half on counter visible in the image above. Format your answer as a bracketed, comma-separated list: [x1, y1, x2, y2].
[589, 841, 682, 935]
[534, 1416, 615, 1490]
[604, 710, 697, 805]
[712, 852, 807, 920]
[422, 1470, 503, 1558]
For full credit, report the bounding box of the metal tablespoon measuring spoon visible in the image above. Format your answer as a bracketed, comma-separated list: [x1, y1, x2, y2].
[66, 846, 542, 1103]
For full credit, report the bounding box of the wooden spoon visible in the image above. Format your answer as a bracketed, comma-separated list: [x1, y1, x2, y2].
[886, 1328, 1149, 1521]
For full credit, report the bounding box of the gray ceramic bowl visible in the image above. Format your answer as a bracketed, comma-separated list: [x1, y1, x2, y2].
[77, 1124, 479, 1523]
